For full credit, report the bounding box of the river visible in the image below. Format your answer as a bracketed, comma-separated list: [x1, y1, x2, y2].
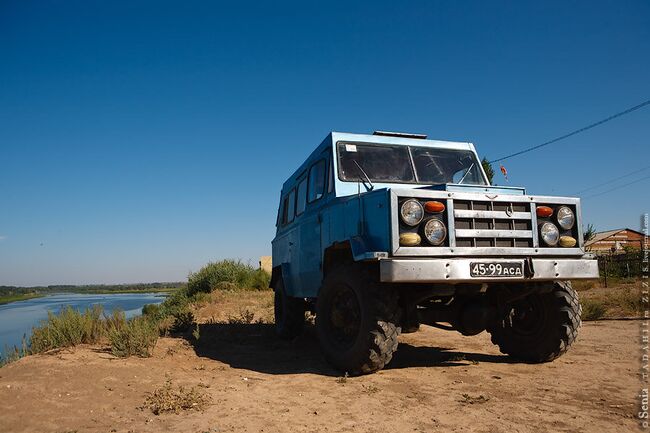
[0, 292, 166, 357]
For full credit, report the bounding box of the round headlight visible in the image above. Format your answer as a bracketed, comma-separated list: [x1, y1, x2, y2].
[400, 199, 424, 226]
[423, 218, 447, 245]
[556, 206, 575, 230]
[540, 222, 560, 246]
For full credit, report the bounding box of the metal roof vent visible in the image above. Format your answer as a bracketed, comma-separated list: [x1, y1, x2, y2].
[373, 130, 427, 139]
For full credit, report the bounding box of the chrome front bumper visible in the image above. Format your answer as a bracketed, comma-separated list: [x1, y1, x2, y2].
[379, 258, 599, 283]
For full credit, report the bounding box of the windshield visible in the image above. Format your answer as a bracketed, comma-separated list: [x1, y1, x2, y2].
[337, 142, 487, 186]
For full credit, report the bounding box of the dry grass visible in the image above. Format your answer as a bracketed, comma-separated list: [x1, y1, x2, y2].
[194, 290, 274, 324]
[459, 393, 490, 404]
[575, 279, 643, 320]
[141, 379, 211, 415]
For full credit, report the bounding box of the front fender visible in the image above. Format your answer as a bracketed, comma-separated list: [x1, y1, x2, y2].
[271, 263, 298, 296]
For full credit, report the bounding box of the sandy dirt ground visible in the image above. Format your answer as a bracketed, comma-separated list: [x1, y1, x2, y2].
[0, 291, 642, 433]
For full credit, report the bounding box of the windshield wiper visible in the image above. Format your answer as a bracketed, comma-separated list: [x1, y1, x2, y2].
[457, 162, 475, 185]
[353, 160, 374, 191]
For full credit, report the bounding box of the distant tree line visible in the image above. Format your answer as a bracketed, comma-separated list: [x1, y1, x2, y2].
[0, 282, 186, 296]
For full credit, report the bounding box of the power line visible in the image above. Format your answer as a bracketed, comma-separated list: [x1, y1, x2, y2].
[575, 165, 650, 194]
[583, 175, 650, 199]
[489, 99, 650, 164]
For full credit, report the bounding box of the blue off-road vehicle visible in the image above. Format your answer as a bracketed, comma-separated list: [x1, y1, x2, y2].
[271, 131, 598, 375]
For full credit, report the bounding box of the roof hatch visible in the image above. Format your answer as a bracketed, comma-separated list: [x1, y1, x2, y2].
[372, 130, 427, 139]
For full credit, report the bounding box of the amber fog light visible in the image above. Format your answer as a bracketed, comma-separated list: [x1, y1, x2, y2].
[399, 232, 421, 246]
[559, 236, 577, 247]
[536, 206, 553, 218]
[424, 201, 445, 213]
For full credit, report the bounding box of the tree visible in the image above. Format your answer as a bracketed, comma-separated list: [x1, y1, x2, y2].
[481, 157, 495, 184]
[583, 224, 596, 242]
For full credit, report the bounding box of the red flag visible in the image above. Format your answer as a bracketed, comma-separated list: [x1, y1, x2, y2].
[500, 165, 508, 182]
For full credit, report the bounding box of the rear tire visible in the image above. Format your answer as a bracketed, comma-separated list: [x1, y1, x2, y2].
[488, 281, 581, 362]
[273, 278, 305, 340]
[316, 263, 401, 375]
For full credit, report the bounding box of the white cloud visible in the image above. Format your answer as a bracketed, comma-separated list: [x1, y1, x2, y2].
[0, 236, 6, 241]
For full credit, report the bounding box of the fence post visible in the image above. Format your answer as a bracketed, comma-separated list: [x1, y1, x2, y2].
[603, 255, 608, 288]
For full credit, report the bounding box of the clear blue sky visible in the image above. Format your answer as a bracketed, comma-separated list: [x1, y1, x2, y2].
[1, 1, 649, 286]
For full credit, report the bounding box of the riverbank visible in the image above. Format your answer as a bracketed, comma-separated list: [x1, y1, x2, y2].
[0, 293, 45, 305]
[0, 285, 180, 306]
[0, 292, 167, 360]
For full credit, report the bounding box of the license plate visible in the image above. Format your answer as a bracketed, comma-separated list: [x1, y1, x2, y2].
[470, 262, 523, 277]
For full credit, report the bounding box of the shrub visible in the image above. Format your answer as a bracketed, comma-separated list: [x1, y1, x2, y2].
[142, 303, 161, 317]
[171, 309, 195, 333]
[247, 268, 271, 291]
[581, 299, 606, 321]
[108, 314, 159, 358]
[159, 288, 190, 317]
[191, 292, 211, 305]
[30, 305, 105, 353]
[227, 308, 255, 325]
[0, 337, 28, 367]
[142, 379, 211, 415]
[186, 260, 270, 296]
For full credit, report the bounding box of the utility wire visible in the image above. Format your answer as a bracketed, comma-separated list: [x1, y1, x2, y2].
[583, 175, 650, 199]
[490, 99, 650, 164]
[575, 165, 650, 194]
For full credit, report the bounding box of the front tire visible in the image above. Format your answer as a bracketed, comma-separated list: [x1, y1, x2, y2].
[316, 263, 401, 375]
[488, 281, 581, 362]
[273, 278, 305, 340]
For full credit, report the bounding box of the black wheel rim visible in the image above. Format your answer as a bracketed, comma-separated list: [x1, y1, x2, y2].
[326, 283, 361, 350]
[508, 295, 547, 337]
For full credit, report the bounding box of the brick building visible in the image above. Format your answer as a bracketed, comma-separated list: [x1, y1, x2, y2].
[585, 228, 647, 254]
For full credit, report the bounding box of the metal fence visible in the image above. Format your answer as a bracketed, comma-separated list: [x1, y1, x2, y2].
[597, 251, 644, 286]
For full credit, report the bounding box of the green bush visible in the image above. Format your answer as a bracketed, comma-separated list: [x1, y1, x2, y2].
[186, 259, 270, 296]
[30, 305, 105, 353]
[159, 288, 190, 315]
[108, 314, 159, 358]
[171, 309, 195, 333]
[581, 299, 606, 321]
[142, 303, 161, 317]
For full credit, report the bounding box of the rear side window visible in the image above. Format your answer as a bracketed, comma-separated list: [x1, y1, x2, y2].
[328, 159, 333, 193]
[282, 188, 296, 225]
[296, 178, 307, 215]
[308, 159, 326, 203]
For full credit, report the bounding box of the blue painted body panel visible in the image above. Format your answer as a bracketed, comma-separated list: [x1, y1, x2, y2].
[272, 131, 493, 298]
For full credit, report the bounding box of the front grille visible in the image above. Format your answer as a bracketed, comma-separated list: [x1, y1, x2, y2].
[452, 200, 534, 248]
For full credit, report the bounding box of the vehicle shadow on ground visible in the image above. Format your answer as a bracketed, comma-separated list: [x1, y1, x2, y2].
[190, 322, 513, 376]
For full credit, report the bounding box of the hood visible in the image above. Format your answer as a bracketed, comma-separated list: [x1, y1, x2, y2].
[418, 183, 526, 196]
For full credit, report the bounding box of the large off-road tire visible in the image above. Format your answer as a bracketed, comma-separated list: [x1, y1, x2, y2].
[488, 281, 581, 362]
[316, 263, 401, 375]
[273, 278, 305, 340]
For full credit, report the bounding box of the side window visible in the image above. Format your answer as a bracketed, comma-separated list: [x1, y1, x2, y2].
[308, 159, 326, 203]
[287, 189, 295, 223]
[296, 178, 307, 215]
[282, 188, 296, 225]
[327, 159, 333, 193]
